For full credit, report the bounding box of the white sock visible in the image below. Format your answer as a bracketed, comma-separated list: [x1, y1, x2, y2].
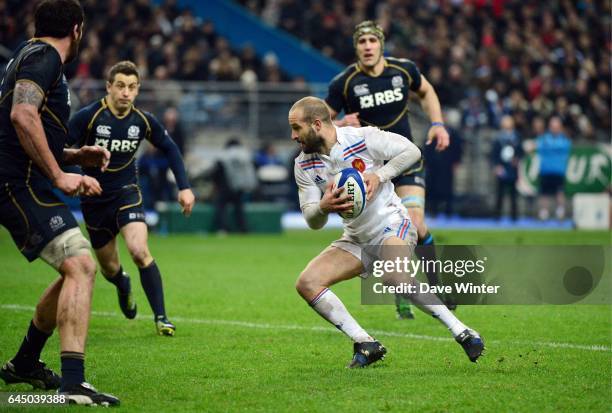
[420, 304, 468, 337]
[403, 286, 468, 337]
[310, 288, 373, 343]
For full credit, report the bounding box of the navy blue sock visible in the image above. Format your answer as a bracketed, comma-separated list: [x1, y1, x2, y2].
[104, 266, 130, 293]
[416, 232, 440, 286]
[12, 320, 52, 371]
[60, 352, 85, 389]
[139, 261, 166, 319]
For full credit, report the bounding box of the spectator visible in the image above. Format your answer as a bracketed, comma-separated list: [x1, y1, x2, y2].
[163, 106, 186, 155]
[254, 142, 282, 169]
[138, 145, 171, 209]
[424, 110, 464, 217]
[536, 116, 572, 220]
[211, 138, 257, 233]
[491, 115, 523, 221]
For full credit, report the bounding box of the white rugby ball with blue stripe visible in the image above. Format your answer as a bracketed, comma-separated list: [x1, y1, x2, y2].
[333, 168, 366, 219]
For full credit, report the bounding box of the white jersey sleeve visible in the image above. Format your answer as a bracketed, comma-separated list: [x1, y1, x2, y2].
[362, 127, 421, 183]
[294, 161, 328, 230]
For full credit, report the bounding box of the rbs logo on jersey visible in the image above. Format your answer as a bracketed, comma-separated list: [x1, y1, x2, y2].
[359, 88, 403, 109]
[95, 138, 138, 152]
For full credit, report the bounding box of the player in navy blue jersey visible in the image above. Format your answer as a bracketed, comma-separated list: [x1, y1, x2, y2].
[0, 0, 119, 406]
[326, 21, 455, 318]
[69, 61, 195, 336]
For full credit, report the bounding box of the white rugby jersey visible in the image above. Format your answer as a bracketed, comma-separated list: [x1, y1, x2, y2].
[294, 126, 420, 242]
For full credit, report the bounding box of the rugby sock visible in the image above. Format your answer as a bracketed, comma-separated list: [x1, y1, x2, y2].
[310, 288, 373, 343]
[104, 266, 130, 293]
[11, 320, 52, 370]
[60, 351, 85, 388]
[139, 261, 166, 318]
[403, 289, 467, 336]
[416, 232, 440, 286]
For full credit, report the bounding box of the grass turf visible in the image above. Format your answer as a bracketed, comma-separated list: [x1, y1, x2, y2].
[0, 228, 610, 412]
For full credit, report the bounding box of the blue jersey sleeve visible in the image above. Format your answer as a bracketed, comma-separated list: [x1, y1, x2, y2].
[146, 112, 190, 190]
[403, 60, 422, 92]
[16, 45, 62, 98]
[325, 72, 346, 114]
[67, 107, 92, 147]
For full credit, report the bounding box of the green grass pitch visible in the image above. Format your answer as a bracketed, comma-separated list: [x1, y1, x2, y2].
[0, 228, 610, 412]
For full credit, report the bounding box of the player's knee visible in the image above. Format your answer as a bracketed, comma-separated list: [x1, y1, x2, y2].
[401, 195, 425, 211]
[60, 255, 97, 285]
[40, 228, 93, 272]
[129, 245, 152, 267]
[414, 220, 428, 238]
[296, 270, 318, 296]
[100, 261, 119, 278]
[406, 210, 427, 234]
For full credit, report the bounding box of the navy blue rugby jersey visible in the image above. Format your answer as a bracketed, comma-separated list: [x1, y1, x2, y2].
[0, 39, 71, 182]
[326, 57, 422, 140]
[68, 97, 168, 193]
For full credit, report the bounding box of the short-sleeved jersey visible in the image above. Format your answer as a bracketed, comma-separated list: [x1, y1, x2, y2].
[68, 97, 168, 195]
[0, 40, 71, 183]
[294, 126, 416, 243]
[326, 57, 422, 140]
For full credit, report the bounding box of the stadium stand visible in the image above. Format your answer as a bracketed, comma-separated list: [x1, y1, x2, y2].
[237, 0, 610, 141]
[1, 0, 609, 225]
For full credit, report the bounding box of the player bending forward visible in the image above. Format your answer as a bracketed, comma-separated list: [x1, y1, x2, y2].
[289, 97, 484, 367]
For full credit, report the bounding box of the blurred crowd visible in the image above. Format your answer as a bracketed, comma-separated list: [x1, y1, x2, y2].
[239, 0, 610, 141]
[0, 0, 609, 221]
[0, 0, 287, 84]
[2, 0, 608, 140]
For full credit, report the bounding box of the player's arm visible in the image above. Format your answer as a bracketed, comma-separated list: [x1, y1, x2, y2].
[63, 146, 110, 171]
[64, 108, 110, 171]
[295, 163, 352, 229]
[10, 81, 100, 196]
[415, 75, 449, 151]
[328, 106, 360, 128]
[148, 117, 195, 216]
[362, 127, 422, 199]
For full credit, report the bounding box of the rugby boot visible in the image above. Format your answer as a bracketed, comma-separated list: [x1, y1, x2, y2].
[60, 381, 120, 407]
[347, 341, 387, 368]
[0, 359, 60, 390]
[155, 316, 176, 336]
[455, 329, 485, 362]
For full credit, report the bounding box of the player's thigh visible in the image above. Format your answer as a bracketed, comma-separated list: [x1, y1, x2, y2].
[120, 221, 150, 255]
[41, 228, 94, 274]
[0, 181, 85, 268]
[82, 199, 120, 250]
[299, 246, 364, 289]
[93, 237, 120, 275]
[117, 185, 147, 249]
[393, 157, 426, 201]
[379, 235, 417, 286]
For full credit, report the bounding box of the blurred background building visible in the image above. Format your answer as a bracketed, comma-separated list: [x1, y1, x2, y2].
[1, 0, 609, 229]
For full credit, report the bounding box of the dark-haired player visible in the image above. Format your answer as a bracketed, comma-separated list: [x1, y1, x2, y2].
[0, 0, 119, 406]
[326, 21, 454, 318]
[69, 61, 195, 336]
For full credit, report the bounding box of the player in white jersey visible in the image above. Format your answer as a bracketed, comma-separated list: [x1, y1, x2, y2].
[289, 97, 484, 367]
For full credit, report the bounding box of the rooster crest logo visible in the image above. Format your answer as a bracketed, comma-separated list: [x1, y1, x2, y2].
[351, 158, 366, 172]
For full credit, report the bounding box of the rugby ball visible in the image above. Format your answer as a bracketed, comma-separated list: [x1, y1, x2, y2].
[333, 168, 366, 219]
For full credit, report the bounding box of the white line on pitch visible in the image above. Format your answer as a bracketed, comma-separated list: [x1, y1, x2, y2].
[1, 304, 609, 353]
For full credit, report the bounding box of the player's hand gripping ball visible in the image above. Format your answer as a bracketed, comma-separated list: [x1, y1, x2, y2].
[333, 168, 366, 219]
